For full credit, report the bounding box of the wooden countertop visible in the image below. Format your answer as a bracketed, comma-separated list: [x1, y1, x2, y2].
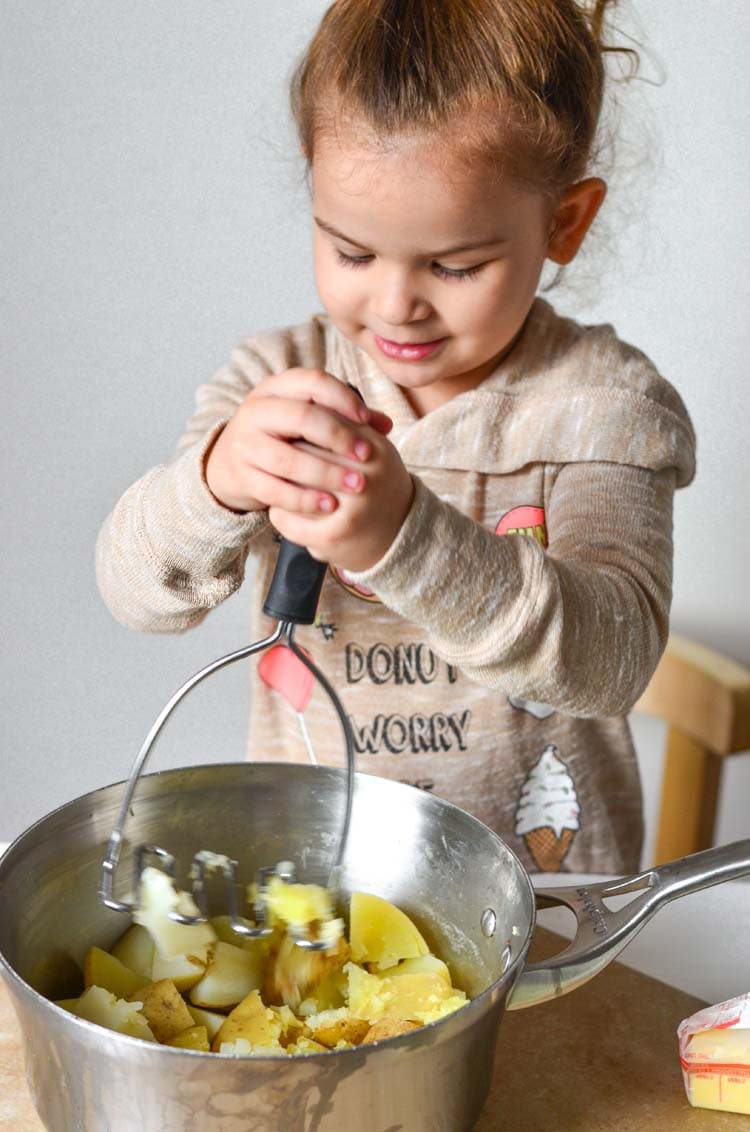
[1, 929, 748, 1131]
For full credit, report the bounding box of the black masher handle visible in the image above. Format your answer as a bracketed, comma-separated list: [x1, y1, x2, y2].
[262, 539, 327, 625]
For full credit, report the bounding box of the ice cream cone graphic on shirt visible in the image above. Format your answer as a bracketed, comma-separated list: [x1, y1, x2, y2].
[515, 745, 580, 872]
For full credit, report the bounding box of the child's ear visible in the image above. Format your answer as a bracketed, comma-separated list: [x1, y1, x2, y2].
[546, 178, 607, 265]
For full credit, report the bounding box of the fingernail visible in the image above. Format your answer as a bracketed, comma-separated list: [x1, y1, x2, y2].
[318, 495, 335, 512]
[344, 471, 363, 492]
[353, 440, 370, 461]
[358, 407, 370, 423]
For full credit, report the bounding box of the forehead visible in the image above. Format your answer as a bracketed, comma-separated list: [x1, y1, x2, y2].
[311, 131, 542, 250]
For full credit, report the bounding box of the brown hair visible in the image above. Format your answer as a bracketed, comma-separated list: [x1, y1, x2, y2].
[291, 0, 637, 194]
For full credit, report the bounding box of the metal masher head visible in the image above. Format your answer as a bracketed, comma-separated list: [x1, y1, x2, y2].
[98, 540, 355, 951]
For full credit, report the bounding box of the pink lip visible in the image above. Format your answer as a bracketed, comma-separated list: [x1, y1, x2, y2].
[373, 334, 447, 362]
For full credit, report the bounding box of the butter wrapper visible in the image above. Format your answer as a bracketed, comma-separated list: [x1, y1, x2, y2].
[678, 993, 750, 1115]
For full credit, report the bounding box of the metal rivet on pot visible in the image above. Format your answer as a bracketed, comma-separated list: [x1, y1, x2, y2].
[480, 908, 497, 938]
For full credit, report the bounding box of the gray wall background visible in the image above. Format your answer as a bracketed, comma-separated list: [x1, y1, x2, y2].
[2, 1, 749, 853]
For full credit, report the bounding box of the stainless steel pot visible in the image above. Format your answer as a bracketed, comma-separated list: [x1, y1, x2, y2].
[1, 763, 748, 1132]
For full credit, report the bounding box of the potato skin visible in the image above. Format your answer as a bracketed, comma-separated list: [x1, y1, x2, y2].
[362, 1018, 421, 1044]
[306, 1011, 370, 1049]
[128, 979, 194, 1043]
[211, 989, 282, 1053]
[167, 1025, 211, 1052]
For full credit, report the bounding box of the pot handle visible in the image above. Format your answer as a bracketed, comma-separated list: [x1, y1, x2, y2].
[506, 839, 750, 1011]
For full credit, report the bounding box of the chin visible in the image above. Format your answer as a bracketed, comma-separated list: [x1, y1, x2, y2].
[372, 359, 446, 386]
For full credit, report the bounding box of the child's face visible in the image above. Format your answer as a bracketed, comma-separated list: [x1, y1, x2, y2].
[311, 131, 554, 413]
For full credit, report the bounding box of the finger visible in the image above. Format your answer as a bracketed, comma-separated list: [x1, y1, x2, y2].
[251, 397, 372, 462]
[366, 409, 394, 435]
[258, 368, 371, 425]
[293, 440, 363, 471]
[247, 468, 339, 516]
[345, 382, 392, 434]
[251, 435, 366, 495]
[268, 507, 332, 556]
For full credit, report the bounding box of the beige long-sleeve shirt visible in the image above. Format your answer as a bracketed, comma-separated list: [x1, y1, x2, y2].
[96, 299, 696, 874]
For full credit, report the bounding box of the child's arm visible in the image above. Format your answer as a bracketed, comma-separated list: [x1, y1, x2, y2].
[359, 462, 675, 717]
[273, 457, 676, 718]
[96, 333, 389, 633]
[95, 374, 267, 634]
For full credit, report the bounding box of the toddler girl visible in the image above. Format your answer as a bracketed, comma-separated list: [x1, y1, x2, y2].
[97, 0, 695, 875]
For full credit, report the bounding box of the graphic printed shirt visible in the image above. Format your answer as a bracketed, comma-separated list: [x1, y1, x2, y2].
[96, 300, 696, 874]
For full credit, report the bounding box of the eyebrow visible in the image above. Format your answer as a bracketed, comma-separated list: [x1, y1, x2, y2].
[313, 217, 507, 258]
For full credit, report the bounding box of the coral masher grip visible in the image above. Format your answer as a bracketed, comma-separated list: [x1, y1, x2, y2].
[263, 539, 328, 625]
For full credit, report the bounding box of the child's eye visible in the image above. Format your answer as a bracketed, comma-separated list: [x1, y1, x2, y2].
[432, 262, 486, 282]
[335, 249, 373, 268]
[334, 247, 485, 281]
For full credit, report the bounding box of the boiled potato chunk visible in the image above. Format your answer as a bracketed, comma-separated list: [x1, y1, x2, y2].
[73, 985, 155, 1041]
[152, 946, 209, 991]
[219, 1037, 287, 1057]
[363, 1017, 421, 1044]
[367, 956, 466, 1022]
[286, 1037, 328, 1055]
[345, 963, 394, 1023]
[83, 947, 150, 1000]
[379, 954, 452, 985]
[186, 1004, 227, 1042]
[349, 892, 429, 971]
[268, 1004, 307, 1047]
[297, 969, 347, 1017]
[167, 1024, 210, 1052]
[133, 867, 217, 959]
[415, 992, 468, 1024]
[212, 989, 283, 1053]
[189, 941, 264, 1009]
[264, 932, 349, 1011]
[264, 875, 336, 932]
[346, 962, 466, 1025]
[128, 978, 195, 1043]
[303, 1007, 370, 1049]
[110, 924, 155, 979]
[379, 971, 466, 1024]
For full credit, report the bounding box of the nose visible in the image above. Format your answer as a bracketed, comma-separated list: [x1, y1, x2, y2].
[371, 265, 431, 327]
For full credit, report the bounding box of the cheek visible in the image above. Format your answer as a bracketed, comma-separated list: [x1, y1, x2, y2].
[317, 274, 361, 324]
[463, 257, 542, 331]
[447, 283, 509, 339]
[312, 237, 342, 307]
[312, 242, 333, 297]
[314, 257, 349, 314]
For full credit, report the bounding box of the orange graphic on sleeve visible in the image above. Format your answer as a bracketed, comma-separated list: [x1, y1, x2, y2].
[330, 564, 382, 603]
[495, 505, 547, 547]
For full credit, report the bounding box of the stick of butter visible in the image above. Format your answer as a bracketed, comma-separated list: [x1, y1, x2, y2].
[678, 993, 750, 1115]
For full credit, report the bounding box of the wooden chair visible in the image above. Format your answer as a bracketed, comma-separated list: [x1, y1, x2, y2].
[635, 634, 750, 865]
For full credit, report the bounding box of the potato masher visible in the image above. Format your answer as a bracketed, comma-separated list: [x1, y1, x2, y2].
[98, 539, 355, 951]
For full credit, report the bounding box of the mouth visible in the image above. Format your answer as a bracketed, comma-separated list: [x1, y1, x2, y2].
[372, 333, 447, 362]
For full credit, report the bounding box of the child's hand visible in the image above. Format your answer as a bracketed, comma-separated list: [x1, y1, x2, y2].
[204, 368, 392, 515]
[267, 428, 415, 574]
